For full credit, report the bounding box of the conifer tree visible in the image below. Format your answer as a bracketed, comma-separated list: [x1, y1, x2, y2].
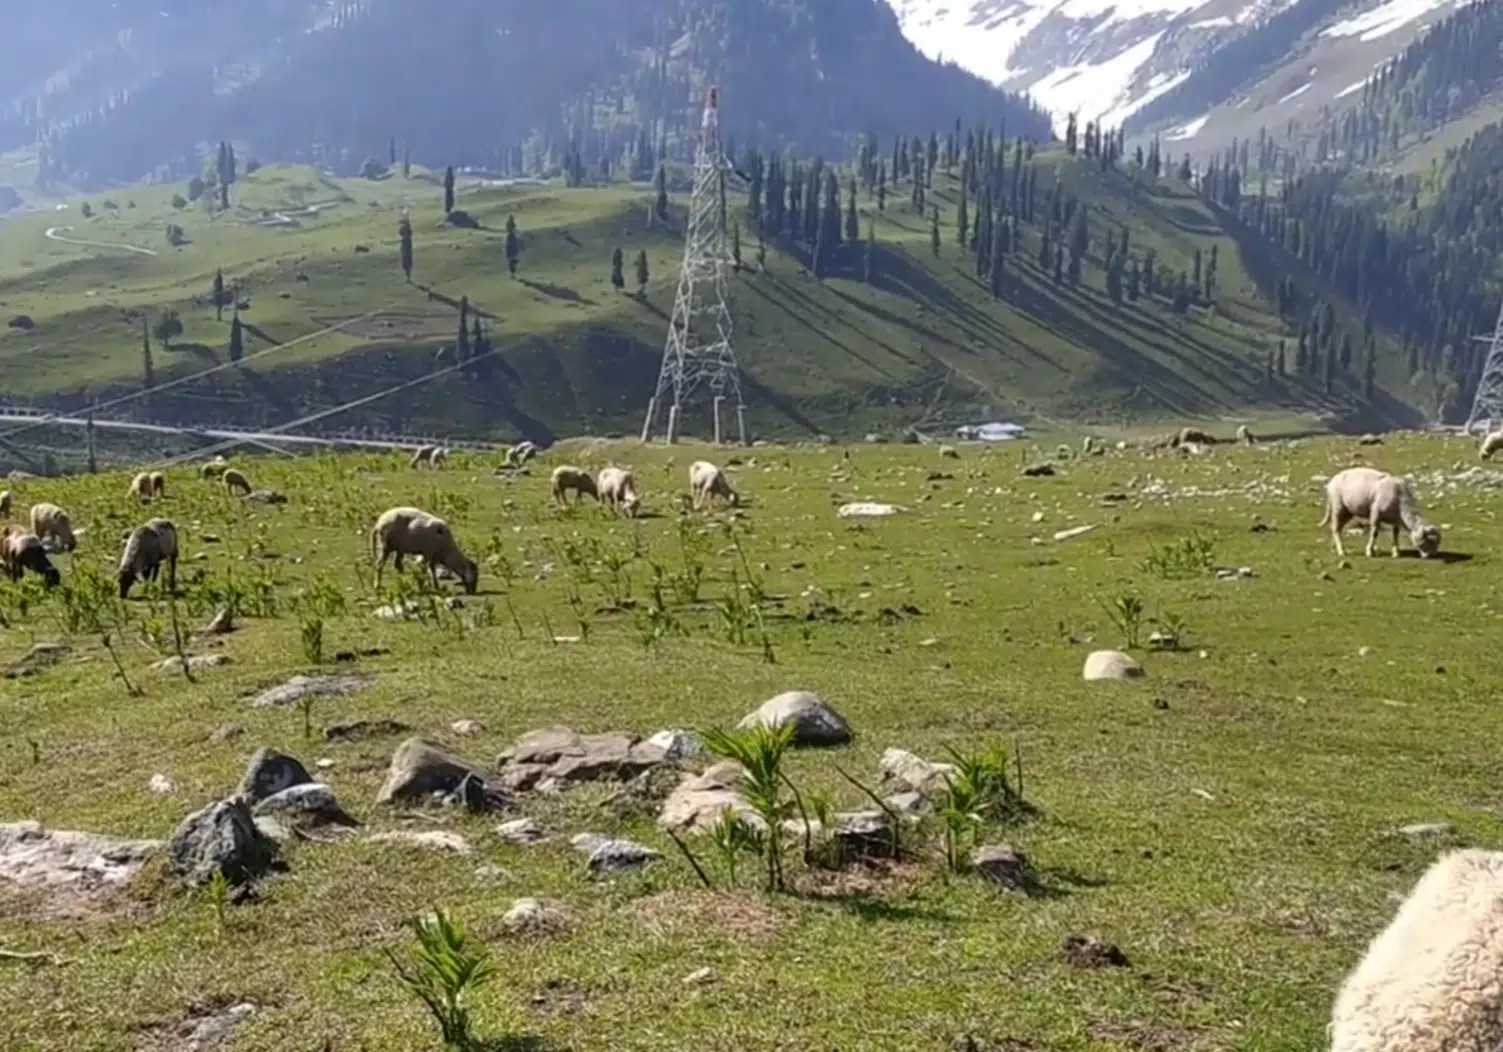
[505, 216, 520, 278]
[398, 214, 414, 282]
[141, 317, 154, 395]
[931, 207, 941, 258]
[634, 250, 650, 296]
[611, 247, 626, 291]
[213, 269, 225, 321]
[228, 311, 244, 363]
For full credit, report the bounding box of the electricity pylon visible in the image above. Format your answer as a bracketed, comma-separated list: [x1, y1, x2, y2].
[1465, 297, 1503, 433]
[640, 87, 746, 445]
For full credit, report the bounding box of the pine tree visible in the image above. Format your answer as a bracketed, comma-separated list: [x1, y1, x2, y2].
[456, 296, 471, 362]
[732, 223, 743, 271]
[930, 207, 941, 258]
[988, 213, 1005, 299]
[402, 148, 410, 180]
[228, 312, 244, 363]
[443, 166, 455, 214]
[1065, 114, 1078, 155]
[877, 163, 887, 213]
[141, 317, 154, 394]
[634, 250, 650, 296]
[756, 233, 767, 273]
[389, 137, 396, 166]
[1363, 336, 1378, 399]
[213, 268, 225, 321]
[398, 214, 414, 282]
[504, 215, 520, 278]
[845, 181, 859, 242]
[864, 219, 875, 285]
[611, 247, 626, 290]
[654, 165, 669, 224]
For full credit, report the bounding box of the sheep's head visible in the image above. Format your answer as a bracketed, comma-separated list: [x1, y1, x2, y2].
[455, 557, 479, 594]
[117, 567, 137, 598]
[21, 548, 59, 588]
[1413, 524, 1442, 558]
[624, 492, 641, 517]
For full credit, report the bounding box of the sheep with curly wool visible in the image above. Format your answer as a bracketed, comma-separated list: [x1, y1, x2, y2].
[597, 466, 641, 517]
[689, 460, 739, 510]
[370, 506, 478, 594]
[222, 468, 253, 496]
[0, 524, 60, 587]
[1319, 466, 1441, 559]
[1330, 848, 1503, 1052]
[117, 518, 178, 598]
[550, 465, 599, 506]
[29, 502, 76, 553]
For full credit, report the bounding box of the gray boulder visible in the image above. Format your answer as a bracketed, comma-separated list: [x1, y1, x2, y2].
[239, 747, 312, 805]
[168, 798, 280, 887]
[737, 690, 852, 747]
[658, 762, 759, 833]
[376, 738, 483, 805]
[495, 727, 667, 791]
[251, 783, 359, 838]
[570, 833, 662, 875]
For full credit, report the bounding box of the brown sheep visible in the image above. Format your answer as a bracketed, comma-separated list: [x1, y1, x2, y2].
[550, 465, 599, 506]
[29, 503, 76, 553]
[222, 468, 253, 496]
[370, 506, 478, 594]
[117, 518, 178, 598]
[129, 472, 154, 502]
[149, 471, 166, 497]
[0, 524, 60, 587]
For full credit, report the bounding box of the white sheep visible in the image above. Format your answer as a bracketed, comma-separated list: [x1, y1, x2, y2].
[29, 502, 76, 554]
[117, 518, 178, 598]
[0, 524, 59, 587]
[1236, 424, 1255, 445]
[504, 441, 538, 468]
[149, 471, 166, 498]
[1330, 849, 1503, 1052]
[0, 490, 10, 517]
[129, 472, 154, 502]
[200, 457, 229, 479]
[1480, 430, 1503, 460]
[370, 506, 478, 593]
[550, 465, 599, 506]
[1319, 466, 1441, 559]
[409, 445, 437, 469]
[597, 467, 641, 518]
[1081, 436, 1104, 456]
[430, 447, 449, 467]
[222, 468, 253, 496]
[1175, 426, 1216, 447]
[689, 460, 739, 510]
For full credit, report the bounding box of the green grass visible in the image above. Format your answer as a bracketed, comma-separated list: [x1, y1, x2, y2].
[0, 151, 1342, 443]
[0, 433, 1499, 1049]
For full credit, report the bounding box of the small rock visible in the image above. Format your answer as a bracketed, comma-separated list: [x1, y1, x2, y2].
[1358, 645, 1373, 657]
[879, 748, 956, 795]
[659, 763, 758, 833]
[1395, 822, 1458, 841]
[252, 783, 359, 837]
[4, 642, 70, 679]
[152, 653, 230, 673]
[502, 896, 573, 936]
[570, 833, 661, 875]
[1021, 463, 1055, 477]
[737, 690, 852, 747]
[246, 674, 369, 709]
[973, 843, 1034, 891]
[646, 728, 701, 762]
[473, 863, 511, 884]
[683, 966, 718, 985]
[239, 747, 313, 805]
[210, 723, 245, 743]
[496, 818, 547, 844]
[368, 830, 472, 854]
[1053, 524, 1096, 542]
[377, 738, 484, 805]
[167, 798, 280, 887]
[149, 774, 176, 795]
[451, 718, 486, 736]
[1062, 933, 1130, 968]
[1083, 650, 1144, 682]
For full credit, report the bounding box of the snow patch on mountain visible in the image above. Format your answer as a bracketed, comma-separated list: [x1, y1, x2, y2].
[1322, 0, 1450, 41]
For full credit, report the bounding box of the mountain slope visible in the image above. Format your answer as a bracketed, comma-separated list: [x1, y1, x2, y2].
[0, 146, 1405, 445]
[1, 0, 1050, 193]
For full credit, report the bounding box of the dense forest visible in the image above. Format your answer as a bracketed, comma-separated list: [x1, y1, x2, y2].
[4, 0, 1051, 190]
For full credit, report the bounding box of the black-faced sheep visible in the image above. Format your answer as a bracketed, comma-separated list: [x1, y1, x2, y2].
[689, 460, 739, 510]
[0, 524, 60, 587]
[370, 506, 478, 594]
[1330, 849, 1503, 1051]
[1319, 466, 1441, 559]
[222, 468, 253, 496]
[597, 467, 641, 517]
[117, 518, 178, 598]
[29, 502, 76, 553]
[550, 465, 599, 506]
[1480, 430, 1503, 460]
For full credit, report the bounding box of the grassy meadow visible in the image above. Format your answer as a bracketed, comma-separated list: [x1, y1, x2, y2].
[0, 432, 1499, 1050]
[0, 150, 1349, 442]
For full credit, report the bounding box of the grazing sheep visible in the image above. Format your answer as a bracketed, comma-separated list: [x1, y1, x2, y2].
[29, 503, 76, 553]
[1236, 424, 1255, 446]
[0, 490, 10, 517]
[689, 459, 739, 510]
[1319, 466, 1441, 559]
[149, 471, 166, 497]
[504, 440, 538, 468]
[0, 525, 60, 587]
[222, 468, 253, 496]
[1081, 436, 1104, 456]
[1329, 849, 1503, 1052]
[129, 472, 154, 502]
[117, 518, 178, 598]
[597, 467, 641, 517]
[370, 506, 478, 594]
[550, 465, 599, 506]
[1175, 426, 1217, 446]
[939, 444, 960, 459]
[409, 445, 437, 469]
[1054, 443, 1073, 460]
[1480, 429, 1503, 460]
[199, 456, 229, 479]
[430, 447, 448, 467]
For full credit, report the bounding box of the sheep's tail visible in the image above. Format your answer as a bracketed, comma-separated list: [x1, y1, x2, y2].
[1317, 503, 1331, 528]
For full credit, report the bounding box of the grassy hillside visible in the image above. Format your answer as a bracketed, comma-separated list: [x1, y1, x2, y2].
[0, 435, 1499, 1050]
[0, 154, 1380, 445]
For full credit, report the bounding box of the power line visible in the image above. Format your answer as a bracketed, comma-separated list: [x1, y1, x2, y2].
[151, 344, 510, 469]
[0, 309, 384, 443]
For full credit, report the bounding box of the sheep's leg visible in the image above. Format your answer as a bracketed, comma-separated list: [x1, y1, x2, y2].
[393, 553, 405, 573]
[1391, 523, 1401, 558]
[167, 554, 178, 593]
[1365, 514, 1380, 558]
[1331, 511, 1346, 557]
[373, 551, 389, 590]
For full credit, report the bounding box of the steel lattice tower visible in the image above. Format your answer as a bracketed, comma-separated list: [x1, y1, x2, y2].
[641, 87, 746, 445]
[1465, 298, 1503, 432]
